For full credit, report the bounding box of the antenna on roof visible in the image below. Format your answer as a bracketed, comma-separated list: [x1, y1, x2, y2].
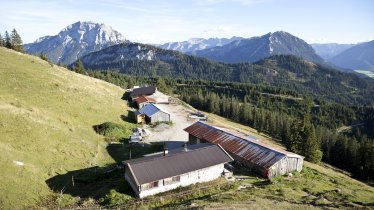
[163, 142, 168, 156]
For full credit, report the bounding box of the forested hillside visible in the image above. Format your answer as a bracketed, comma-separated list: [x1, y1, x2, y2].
[87, 71, 374, 180]
[77, 43, 374, 105]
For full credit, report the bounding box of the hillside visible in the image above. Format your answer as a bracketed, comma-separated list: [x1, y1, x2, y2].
[191, 31, 324, 64]
[78, 43, 374, 105]
[1, 47, 374, 209]
[330, 40, 374, 72]
[24, 21, 126, 65]
[0, 47, 134, 209]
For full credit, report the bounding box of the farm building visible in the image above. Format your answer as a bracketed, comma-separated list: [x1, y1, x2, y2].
[130, 86, 157, 100]
[135, 103, 170, 123]
[123, 144, 233, 198]
[134, 95, 157, 109]
[184, 121, 304, 178]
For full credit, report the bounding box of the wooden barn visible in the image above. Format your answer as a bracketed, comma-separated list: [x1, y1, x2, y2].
[123, 144, 233, 198]
[135, 104, 170, 123]
[184, 121, 304, 178]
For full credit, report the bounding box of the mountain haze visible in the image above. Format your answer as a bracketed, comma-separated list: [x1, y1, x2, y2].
[329, 40, 374, 72]
[311, 43, 355, 59]
[24, 21, 126, 65]
[158, 37, 244, 53]
[191, 31, 324, 64]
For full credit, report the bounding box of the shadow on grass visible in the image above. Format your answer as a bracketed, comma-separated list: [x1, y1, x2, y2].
[46, 142, 164, 199]
[45, 164, 129, 199]
[121, 111, 135, 124]
[121, 92, 130, 101]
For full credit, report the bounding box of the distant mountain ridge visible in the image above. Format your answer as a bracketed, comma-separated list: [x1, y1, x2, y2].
[329, 40, 374, 72]
[76, 42, 374, 105]
[157, 37, 244, 53]
[24, 21, 127, 65]
[190, 31, 324, 64]
[311, 43, 355, 59]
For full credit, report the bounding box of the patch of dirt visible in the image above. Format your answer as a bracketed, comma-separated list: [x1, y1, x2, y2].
[144, 91, 198, 144]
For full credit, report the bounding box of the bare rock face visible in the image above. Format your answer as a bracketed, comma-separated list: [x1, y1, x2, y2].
[24, 21, 127, 65]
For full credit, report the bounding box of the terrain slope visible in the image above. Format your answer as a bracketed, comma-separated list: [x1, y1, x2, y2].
[0, 47, 133, 209]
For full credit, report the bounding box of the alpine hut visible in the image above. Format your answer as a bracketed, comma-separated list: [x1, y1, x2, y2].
[123, 144, 233, 198]
[135, 103, 170, 123]
[134, 95, 157, 109]
[130, 86, 157, 100]
[184, 121, 304, 178]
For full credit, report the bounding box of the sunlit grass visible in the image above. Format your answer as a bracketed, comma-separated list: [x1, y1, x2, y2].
[0, 48, 135, 209]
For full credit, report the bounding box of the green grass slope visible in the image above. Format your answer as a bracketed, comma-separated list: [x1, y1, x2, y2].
[0, 47, 134, 209]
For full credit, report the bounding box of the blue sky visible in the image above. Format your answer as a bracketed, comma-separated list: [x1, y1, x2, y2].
[0, 0, 373, 44]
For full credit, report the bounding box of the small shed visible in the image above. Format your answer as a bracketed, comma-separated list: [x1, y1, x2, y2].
[130, 86, 157, 100]
[184, 121, 304, 178]
[135, 104, 170, 123]
[123, 144, 233, 198]
[135, 96, 157, 109]
[134, 111, 146, 124]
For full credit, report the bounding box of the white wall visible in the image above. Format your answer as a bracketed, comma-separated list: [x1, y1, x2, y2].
[138, 164, 224, 198]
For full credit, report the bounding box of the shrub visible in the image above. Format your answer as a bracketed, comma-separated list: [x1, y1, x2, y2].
[104, 189, 133, 206]
[94, 122, 131, 141]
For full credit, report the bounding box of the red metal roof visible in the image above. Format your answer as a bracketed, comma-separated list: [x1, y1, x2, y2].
[184, 121, 303, 170]
[135, 96, 157, 104]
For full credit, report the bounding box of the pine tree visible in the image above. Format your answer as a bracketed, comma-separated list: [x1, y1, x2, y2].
[0, 33, 4, 47]
[302, 123, 323, 163]
[40, 52, 49, 62]
[4, 31, 11, 49]
[156, 77, 170, 94]
[10, 29, 24, 52]
[287, 120, 303, 153]
[73, 59, 86, 74]
[286, 117, 322, 163]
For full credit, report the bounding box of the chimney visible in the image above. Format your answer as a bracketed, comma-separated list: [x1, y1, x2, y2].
[164, 147, 169, 156]
[184, 143, 188, 152]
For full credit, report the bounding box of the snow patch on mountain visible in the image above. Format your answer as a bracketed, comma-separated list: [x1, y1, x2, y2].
[158, 37, 244, 53]
[24, 21, 127, 65]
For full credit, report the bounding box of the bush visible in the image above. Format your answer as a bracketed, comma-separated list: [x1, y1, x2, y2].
[94, 122, 131, 141]
[104, 189, 133, 206]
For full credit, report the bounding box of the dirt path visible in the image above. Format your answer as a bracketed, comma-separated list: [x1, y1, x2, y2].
[142, 91, 198, 144]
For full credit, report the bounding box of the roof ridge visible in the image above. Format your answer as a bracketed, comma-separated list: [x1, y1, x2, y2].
[197, 121, 292, 156]
[125, 144, 217, 165]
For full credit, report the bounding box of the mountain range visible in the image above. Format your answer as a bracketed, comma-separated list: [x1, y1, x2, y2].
[24, 21, 374, 76]
[157, 37, 244, 53]
[24, 21, 126, 65]
[329, 40, 374, 72]
[77, 41, 374, 105]
[189, 31, 325, 64]
[310, 43, 356, 60]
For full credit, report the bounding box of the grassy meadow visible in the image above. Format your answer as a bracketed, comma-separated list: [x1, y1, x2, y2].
[0, 47, 135, 209]
[0, 47, 373, 209]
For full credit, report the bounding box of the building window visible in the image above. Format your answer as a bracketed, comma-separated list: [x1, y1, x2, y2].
[164, 175, 181, 185]
[142, 181, 159, 190]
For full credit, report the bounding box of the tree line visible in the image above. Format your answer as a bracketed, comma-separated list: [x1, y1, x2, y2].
[0, 29, 24, 53]
[85, 71, 373, 180]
